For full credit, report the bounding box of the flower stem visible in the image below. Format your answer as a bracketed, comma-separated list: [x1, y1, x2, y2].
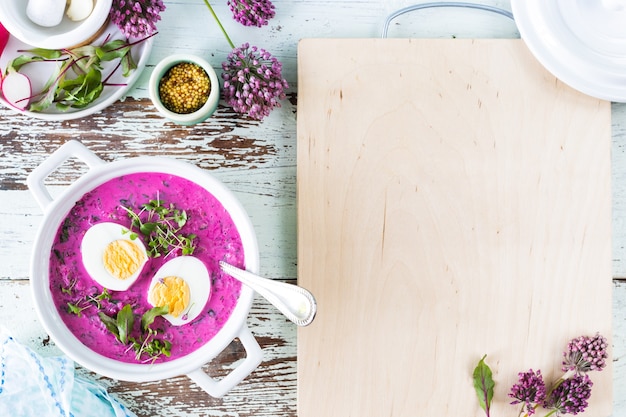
[546, 377, 565, 398]
[202, 0, 236, 49]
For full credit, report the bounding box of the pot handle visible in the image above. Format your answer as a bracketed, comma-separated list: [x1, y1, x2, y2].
[381, 2, 515, 38]
[186, 324, 263, 398]
[27, 140, 105, 210]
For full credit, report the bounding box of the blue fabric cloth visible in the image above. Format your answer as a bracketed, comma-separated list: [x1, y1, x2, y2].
[0, 329, 136, 417]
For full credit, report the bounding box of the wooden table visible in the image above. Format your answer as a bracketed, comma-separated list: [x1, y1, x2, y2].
[0, 1, 624, 416]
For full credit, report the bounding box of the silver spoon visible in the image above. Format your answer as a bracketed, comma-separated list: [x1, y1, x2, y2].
[219, 261, 317, 327]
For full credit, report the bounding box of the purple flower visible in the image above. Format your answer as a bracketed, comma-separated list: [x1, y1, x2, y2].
[562, 333, 608, 375]
[221, 42, 289, 120]
[508, 369, 547, 415]
[227, 0, 275, 27]
[110, 0, 166, 38]
[543, 374, 593, 416]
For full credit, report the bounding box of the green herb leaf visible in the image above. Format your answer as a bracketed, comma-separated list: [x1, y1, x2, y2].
[22, 48, 63, 59]
[473, 355, 494, 417]
[7, 54, 49, 73]
[141, 305, 169, 332]
[98, 311, 121, 340]
[97, 39, 130, 62]
[140, 222, 158, 235]
[161, 340, 172, 357]
[57, 67, 103, 108]
[174, 210, 188, 228]
[67, 302, 88, 317]
[98, 302, 174, 363]
[121, 51, 137, 77]
[116, 304, 135, 345]
[88, 288, 111, 309]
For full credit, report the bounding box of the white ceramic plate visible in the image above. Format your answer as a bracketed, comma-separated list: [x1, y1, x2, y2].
[511, 0, 626, 102]
[0, 21, 153, 120]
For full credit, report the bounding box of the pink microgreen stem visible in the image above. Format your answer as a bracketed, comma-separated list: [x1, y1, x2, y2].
[102, 60, 123, 85]
[127, 32, 158, 48]
[14, 54, 69, 64]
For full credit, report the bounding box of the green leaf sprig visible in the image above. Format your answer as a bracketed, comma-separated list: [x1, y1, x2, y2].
[99, 304, 134, 344]
[122, 197, 197, 258]
[4, 33, 155, 112]
[87, 288, 112, 310]
[67, 301, 89, 317]
[99, 304, 172, 363]
[473, 355, 495, 417]
[64, 286, 110, 317]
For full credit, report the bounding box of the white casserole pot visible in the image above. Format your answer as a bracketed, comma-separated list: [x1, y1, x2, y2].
[27, 140, 263, 397]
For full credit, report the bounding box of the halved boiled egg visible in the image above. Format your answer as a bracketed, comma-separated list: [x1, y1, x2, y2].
[147, 256, 211, 326]
[81, 222, 148, 291]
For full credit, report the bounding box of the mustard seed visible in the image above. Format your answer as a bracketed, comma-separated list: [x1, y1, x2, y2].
[159, 62, 211, 114]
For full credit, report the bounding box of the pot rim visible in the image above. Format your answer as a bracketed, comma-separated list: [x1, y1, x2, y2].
[29, 151, 259, 382]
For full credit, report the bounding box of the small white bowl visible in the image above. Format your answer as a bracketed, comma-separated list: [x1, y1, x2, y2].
[0, 0, 112, 50]
[149, 54, 221, 126]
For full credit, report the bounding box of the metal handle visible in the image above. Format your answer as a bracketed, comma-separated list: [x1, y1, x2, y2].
[381, 2, 514, 38]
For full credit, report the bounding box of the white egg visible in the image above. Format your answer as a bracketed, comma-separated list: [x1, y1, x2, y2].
[147, 256, 211, 326]
[81, 222, 148, 291]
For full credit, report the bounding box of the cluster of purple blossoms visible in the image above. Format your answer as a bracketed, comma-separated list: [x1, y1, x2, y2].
[221, 43, 289, 120]
[509, 369, 547, 415]
[562, 333, 608, 375]
[507, 334, 607, 416]
[227, 0, 275, 27]
[543, 375, 593, 416]
[110, 0, 166, 38]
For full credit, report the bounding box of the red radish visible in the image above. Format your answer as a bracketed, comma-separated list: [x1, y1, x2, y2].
[0, 22, 9, 57]
[1, 72, 32, 111]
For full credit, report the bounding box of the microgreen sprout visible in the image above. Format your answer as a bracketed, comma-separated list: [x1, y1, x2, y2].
[129, 328, 172, 364]
[87, 288, 111, 310]
[60, 277, 78, 295]
[65, 286, 111, 316]
[121, 196, 197, 258]
[67, 301, 89, 317]
[99, 304, 171, 363]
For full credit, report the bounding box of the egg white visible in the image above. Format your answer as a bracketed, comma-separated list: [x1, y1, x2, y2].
[147, 256, 211, 326]
[81, 222, 148, 291]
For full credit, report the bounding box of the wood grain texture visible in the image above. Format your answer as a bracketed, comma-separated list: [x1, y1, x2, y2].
[297, 38, 612, 417]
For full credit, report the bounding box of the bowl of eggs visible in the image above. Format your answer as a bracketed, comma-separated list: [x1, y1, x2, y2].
[0, 0, 112, 50]
[27, 140, 263, 398]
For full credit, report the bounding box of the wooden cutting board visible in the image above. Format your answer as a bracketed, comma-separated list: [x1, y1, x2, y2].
[296, 39, 612, 417]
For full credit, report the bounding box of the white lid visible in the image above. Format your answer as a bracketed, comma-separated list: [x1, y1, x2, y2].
[512, 0, 626, 102]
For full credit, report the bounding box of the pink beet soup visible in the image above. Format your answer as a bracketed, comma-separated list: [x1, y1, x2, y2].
[48, 172, 244, 363]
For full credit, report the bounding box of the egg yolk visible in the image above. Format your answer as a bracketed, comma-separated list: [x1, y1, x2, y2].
[102, 239, 146, 280]
[148, 276, 191, 318]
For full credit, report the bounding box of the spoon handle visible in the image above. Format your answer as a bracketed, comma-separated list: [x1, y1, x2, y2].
[219, 261, 317, 327]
